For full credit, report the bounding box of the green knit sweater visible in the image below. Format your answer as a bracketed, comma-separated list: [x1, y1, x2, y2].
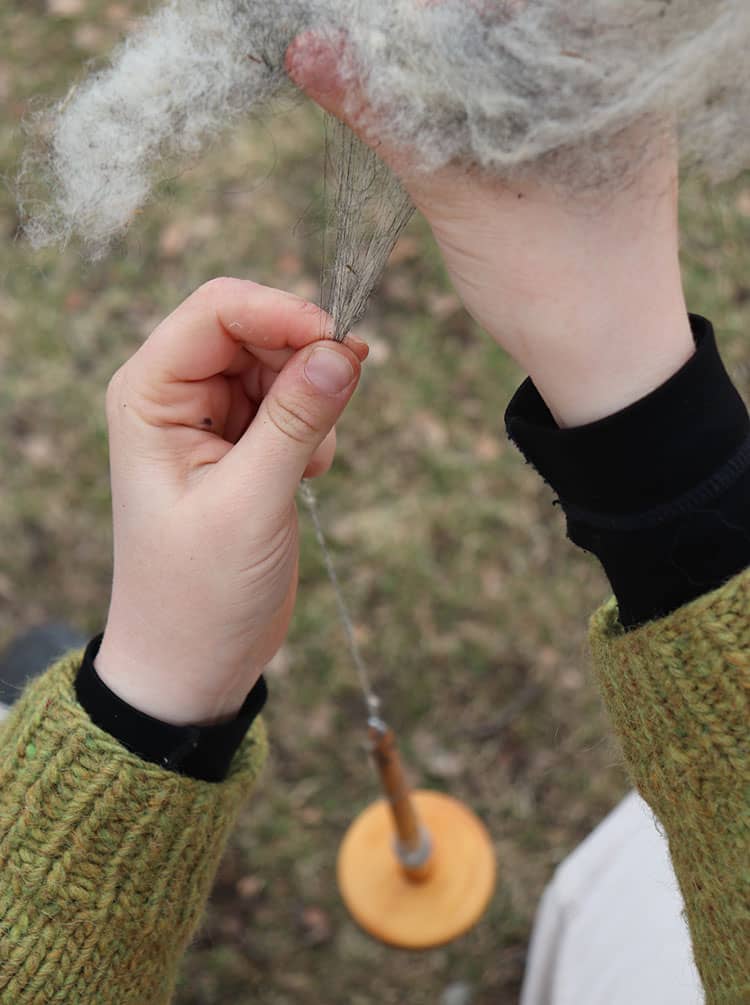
[0, 571, 748, 1003]
[0, 653, 267, 1003]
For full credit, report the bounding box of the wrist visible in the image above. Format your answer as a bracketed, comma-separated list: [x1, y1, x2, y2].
[95, 629, 257, 727]
[478, 195, 693, 427]
[516, 285, 695, 428]
[426, 135, 692, 427]
[76, 635, 268, 781]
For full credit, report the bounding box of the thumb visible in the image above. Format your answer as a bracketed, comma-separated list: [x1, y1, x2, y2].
[286, 32, 352, 121]
[224, 341, 362, 515]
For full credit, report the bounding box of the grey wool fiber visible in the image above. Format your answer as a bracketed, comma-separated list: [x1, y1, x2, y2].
[20, 1, 750, 257]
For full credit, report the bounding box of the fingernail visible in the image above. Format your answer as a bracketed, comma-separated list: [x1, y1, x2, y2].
[305, 347, 354, 394]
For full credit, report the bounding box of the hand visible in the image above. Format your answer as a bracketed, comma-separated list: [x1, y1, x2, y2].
[286, 31, 694, 427]
[95, 278, 367, 726]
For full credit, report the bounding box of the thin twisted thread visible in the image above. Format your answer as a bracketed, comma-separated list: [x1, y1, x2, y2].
[299, 481, 380, 718]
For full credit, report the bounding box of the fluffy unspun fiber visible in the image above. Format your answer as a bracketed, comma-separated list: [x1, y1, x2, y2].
[20, 0, 750, 253]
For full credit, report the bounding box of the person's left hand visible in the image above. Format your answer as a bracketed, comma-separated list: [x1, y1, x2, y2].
[95, 278, 367, 726]
[286, 29, 694, 428]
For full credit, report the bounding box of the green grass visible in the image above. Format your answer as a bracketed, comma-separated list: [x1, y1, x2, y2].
[2, 5, 750, 1003]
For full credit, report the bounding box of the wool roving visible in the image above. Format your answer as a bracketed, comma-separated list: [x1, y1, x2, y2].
[20, 0, 750, 254]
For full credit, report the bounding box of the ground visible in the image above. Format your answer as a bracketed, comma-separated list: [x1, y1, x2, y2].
[1, 4, 749, 1004]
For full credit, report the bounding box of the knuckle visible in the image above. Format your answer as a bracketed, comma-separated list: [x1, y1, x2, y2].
[197, 276, 233, 298]
[297, 297, 321, 316]
[265, 395, 319, 446]
[193, 276, 243, 308]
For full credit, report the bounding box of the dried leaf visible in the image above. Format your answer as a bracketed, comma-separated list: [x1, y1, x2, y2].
[236, 875, 265, 899]
[47, 0, 85, 15]
[300, 905, 332, 945]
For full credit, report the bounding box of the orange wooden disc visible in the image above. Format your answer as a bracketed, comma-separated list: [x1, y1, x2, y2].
[337, 789, 496, 949]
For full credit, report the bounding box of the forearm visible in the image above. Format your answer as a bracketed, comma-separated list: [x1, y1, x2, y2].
[590, 576, 750, 1003]
[506, 315, 750, 999]
[0, 651, 267, 1005]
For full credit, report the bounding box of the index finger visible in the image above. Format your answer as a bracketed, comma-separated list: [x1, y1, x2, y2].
[133, 278, 337, 386]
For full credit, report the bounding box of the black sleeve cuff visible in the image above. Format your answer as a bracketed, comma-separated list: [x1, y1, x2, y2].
[505, 315, 750, 628]
[74, 635, 268, 783]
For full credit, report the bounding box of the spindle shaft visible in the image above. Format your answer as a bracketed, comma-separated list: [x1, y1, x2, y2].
[368, 718, 433, 881]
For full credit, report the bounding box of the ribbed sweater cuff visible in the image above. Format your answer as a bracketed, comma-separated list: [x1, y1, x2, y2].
[588, 567, 750, 1002]
[0, 651, 267, 1004]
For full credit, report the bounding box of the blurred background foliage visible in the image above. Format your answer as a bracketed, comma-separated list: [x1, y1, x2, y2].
[2, 4, 749, 1003]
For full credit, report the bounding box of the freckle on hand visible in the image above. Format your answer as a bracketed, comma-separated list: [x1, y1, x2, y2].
[201, 416, 213, 427]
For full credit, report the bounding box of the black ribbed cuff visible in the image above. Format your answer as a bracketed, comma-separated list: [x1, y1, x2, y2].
[75, 635, 267, 783]
[505, 316, 749, 511]
[505, 315, 750, 628]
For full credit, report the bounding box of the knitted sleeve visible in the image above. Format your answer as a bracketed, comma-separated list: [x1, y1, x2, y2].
[589, 567, 750, 1004]
[0, 651, 268, 1005]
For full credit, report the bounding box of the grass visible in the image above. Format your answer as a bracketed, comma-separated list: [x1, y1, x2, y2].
[2, 5, 750, 1003]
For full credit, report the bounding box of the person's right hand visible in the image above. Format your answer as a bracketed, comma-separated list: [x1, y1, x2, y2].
[96, 279, 366, 727]
[286, 30, 695, 427]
